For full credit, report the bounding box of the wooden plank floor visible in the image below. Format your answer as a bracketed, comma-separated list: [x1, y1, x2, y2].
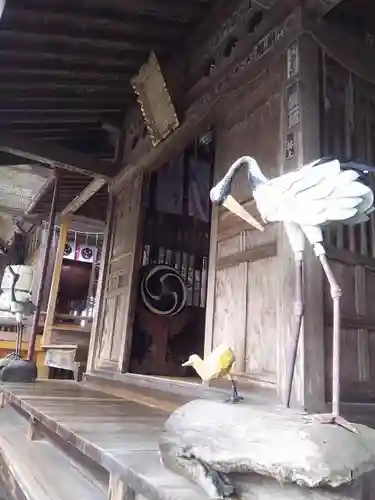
[0, 405, 106, 500]
[0, 381, 207, 500]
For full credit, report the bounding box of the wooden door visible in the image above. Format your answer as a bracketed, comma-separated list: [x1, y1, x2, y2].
[322, 56, 375, 402]
[94, 174, 143, 373]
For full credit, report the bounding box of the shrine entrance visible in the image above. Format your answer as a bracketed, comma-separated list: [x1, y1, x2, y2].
[128, 132, 215, 378]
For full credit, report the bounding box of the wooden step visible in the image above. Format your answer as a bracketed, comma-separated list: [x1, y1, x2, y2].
[1, 381, 208, 500]
[0, 406, 106, 500]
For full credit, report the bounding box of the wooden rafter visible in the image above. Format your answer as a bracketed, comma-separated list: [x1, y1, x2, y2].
[0, 133, 116, 178]
[26, 175, 56, 215]
[60, 177, 108, 217]
[7, 0, 205, 22]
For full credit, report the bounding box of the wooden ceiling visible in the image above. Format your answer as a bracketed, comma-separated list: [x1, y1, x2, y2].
[0, 0, 219, 222]
[0, 0, 217, 160]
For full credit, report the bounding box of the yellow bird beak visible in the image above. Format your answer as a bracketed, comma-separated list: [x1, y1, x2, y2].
[182, 360, 193, 367]
[222, 194, 264, 232]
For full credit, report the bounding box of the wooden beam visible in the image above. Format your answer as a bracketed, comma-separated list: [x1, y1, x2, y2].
[60, 177, 108, 217]
[0, 48, 143, 72]
[0, 107, 120, 114]
[0, 128, 104, 138]
[0, 111, 120, 125]
[0, 82, 131, 93]
[0, 151, 33, 165]
[0, 29, 167, 54]
[0, 133, 116, 178]
[8, 0, 204, 22]
[305, 0, 345, 18]
[41, 216, 70, 346]
[0, 89, 129, 101]
[6, 7, 183, 39]
[0, 67, 133, 82]
[26, 176, 55, 216]
[215, 243, 278, 271]
[0, 99, 125, 110]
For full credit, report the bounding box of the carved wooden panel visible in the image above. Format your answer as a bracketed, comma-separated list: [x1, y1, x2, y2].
[95, 174, 143, 372]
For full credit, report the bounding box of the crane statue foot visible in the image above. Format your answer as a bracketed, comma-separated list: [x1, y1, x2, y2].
[303, 413, 359, 435]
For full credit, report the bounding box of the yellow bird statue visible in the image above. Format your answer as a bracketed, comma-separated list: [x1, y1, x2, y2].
[182, 344, 243, 403]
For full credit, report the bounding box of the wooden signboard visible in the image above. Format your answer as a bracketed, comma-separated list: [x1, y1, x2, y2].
[131, 52, 179, 147]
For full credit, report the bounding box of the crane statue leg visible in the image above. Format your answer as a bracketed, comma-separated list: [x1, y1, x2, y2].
[284, 223, 305, 408]
[286, 251, 304, 408]
[307, 245, 358, 434]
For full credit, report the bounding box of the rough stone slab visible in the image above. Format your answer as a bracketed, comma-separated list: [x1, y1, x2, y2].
[159, 399, 375, 491]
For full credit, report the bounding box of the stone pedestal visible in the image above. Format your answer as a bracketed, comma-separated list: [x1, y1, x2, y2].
[159, 399, 375, 499]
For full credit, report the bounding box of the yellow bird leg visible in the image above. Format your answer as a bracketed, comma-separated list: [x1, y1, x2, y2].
[225, 373, 244, 404]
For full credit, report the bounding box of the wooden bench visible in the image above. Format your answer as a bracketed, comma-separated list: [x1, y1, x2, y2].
[0, 381, 207, 500]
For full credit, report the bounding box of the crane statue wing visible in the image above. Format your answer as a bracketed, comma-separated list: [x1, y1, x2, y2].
[255, 159, 374, 227]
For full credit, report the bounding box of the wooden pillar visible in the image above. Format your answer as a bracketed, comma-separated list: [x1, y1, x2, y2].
[278, 34, 325, 411]
[41, 216, 70, 346]
[299, 34, 325, 412]
[28, 173, 59, 360]
[204, 205, 219, 360]
[86, 190, 114, 373]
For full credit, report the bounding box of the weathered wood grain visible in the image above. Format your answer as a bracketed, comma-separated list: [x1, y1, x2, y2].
[0, 405, 106, 500]
[0, 381, 207, 500]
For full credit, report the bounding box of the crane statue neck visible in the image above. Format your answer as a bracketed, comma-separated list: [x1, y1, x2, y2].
[210, 156, 267, 205]
[227, 156, 268, 190]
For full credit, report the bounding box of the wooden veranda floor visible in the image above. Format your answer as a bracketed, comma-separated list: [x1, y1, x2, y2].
[0, 380, 206, 500]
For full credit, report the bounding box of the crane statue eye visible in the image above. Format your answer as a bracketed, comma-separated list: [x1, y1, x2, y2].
[139, 264, 187, 316]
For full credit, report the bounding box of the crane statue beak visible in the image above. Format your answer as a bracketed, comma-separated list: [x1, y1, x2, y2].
[223, 195, 264, 231]
[182, 360, 193, 367]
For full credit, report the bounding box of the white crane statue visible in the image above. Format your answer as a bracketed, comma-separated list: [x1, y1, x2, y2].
[210, 156, 375, 434]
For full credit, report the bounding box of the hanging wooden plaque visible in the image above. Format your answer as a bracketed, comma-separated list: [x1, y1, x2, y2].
[131, 51, 179, 147]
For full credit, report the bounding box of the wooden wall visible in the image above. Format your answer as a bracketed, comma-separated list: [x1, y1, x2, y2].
[320, 54, 375, 403]
[205, 58, 286, 389]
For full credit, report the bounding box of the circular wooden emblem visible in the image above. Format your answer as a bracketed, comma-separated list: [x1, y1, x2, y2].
[139, 264, 187, 316]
